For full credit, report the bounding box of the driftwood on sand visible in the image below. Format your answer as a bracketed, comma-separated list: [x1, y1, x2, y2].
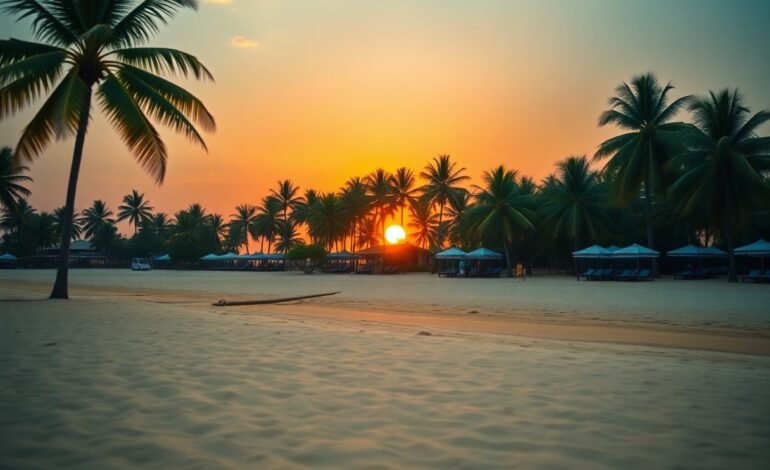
[212, 291, 341, 307]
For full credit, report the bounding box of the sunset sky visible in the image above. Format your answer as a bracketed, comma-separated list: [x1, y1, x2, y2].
[1, 0, 769, 233]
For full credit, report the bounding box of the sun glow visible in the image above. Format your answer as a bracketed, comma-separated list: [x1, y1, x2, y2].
[385, 225, 406, 244]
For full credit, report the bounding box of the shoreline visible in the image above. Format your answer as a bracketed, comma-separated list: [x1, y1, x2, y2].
[3, 275, 769, 356]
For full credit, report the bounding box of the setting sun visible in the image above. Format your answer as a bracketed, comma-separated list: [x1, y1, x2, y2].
[385, 225, 406, 244]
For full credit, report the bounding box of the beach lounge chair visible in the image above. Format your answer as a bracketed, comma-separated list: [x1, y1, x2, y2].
[741, 269, 763, 283]
[438, 267, 458, 277]
[634, 269, 652, 281]
[617, 269, 639, 281]
[577, 268, 596, 280]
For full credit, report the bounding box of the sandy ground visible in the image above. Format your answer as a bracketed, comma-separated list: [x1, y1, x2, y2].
[1, 270, 770, 468]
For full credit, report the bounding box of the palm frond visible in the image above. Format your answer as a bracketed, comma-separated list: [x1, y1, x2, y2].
[0, 52, 68, 120]
[110, 0, 198, 48]
[112, 46, 213, 81]
[98, 72, 167, 183]
[0, 0, 79, 45]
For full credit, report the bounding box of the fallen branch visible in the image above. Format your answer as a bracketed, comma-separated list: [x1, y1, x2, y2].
[212, 291, 341, 307]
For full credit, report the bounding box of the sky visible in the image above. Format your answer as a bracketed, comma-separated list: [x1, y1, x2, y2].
[2, 0, 770, 235]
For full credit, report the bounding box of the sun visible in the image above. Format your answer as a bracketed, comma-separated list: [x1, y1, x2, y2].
[385, 225, 407, 244]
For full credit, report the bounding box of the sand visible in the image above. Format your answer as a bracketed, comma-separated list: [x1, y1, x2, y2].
[1, 269, 770, 468]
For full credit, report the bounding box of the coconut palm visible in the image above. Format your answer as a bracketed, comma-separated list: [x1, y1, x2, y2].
[0, 197, 34, 234]
[420, 155, 469, 249]
[0, 147, 32, 213]
[407, 198, 439, 249]
[81, 200, 116, 240]
[275, 218, 303, 253]
[594, 73, 691, 274]
[366, 169, 396, 242]
[445, 189, 473, 248]
[31, 211, 57, 253]
[310, 192, 347, 251]
[0, 0, 215, 298]
[668, 89, 770, 282]
[466, 166, 535, 277]
[53, 206, 83, 241]
[270, 179, 301, 223]
[540, 156, 608, 251]
[391, 167, 418, 227]
[207, 213, 227, 246]
[356, 215, 380, 250]
[340, 177, 371, 252]
[117, 189, 153, 235]
[229, 204, 258, 254]
[146, 212, 172, 238]
[255, 196, 281, 253]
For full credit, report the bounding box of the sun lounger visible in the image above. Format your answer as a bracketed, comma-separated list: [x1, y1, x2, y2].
[438, 267, 458, 277]
[741, 269, 763, 283]
[616, 268, 639, 281]
[577, 268, 596, 280]
[634, 269, 652, 281]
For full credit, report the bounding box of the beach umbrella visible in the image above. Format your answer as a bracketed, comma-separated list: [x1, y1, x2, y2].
[152, 254, 171, 262]
[607, 245, 620, 252]
[667, 244, 707, 258]
[571, 245, 613, 259]
[465, 248, 503, 260]
[264, 253, 286, 261]
[435, 247, 467, 260]
[326, 251, 359, 260]
[218, 252, 239, 261]
[200, 253, 221, 261]
[0, 253, 17, 261]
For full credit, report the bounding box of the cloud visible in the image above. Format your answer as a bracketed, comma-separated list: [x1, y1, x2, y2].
[229, 36, 259, 48]
[205, 0, 234, 4]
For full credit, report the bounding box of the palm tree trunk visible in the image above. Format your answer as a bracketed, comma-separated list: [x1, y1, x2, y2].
[437, 202, 444, 249]
[503, 241, 513, 278]
[725, 190, 737, 282]
[244, 226, 250, 254]
[51, 88, 93, 299]
[400, 205, 405, 227]
[643, 180, 658, 277]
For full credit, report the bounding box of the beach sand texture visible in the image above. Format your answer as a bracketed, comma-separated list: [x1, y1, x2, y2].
[2, 270, 770, 468]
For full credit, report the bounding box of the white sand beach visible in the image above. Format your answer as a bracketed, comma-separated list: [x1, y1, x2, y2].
[2, 270, 770, 468]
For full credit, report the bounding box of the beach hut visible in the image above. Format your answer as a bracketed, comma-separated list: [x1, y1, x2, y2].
[324, 251, 359, 273]
[435, 247, 467, 277]
[735, 239, 770, 271]
[0, 252, 18, 269]
[355, 243, 432, 274]
[465, 248, 503, 277]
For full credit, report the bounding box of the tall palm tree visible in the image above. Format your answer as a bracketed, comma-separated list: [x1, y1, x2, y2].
[31, 211, 57, 253]
[146, 212, 172, 238]
[81, 200, 115, 240]
[53, 206, 83, 241]
[407, 199, 439, 249]
[229, 204, 258, 254]
[445, 189, 472, 248]
[594, 73, 691, 275]
[275, 218, 303, 253]
[207, 213, 227, 246]
[270, 179, 301, 223]
[310, 192, 347, 251]
[420, 155, 469, 249]
[356, 215, 380, 250]
[391, 167, 418, 227]
[0, 0, 215, 298]
[255, 196, 281, 253]
[366, 169, 395, 242]
[668, 89, 770, 282]
[0, 147, 32, 213]
[340, 177, 370, 252]
[466, 166, 535, 277]
[540, 156, 608, 251]
[117, 189, 153, 235]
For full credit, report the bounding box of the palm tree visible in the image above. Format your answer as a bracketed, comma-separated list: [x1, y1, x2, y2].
[668, 89, 770, 282]
[275, 218, 303, 253]
[445, 190, 472, 248]
[31, 212, 57, 253]
[81, 200, 116, 240]
[357, 215, 380, 249]
[54, 206, 83, 241]
[540, 156, 608, 251]
[391, 167, 418, 227]
[270, 179, 301, 223]
[420, 155, 469, 249]
[0, 0, 215, 298]
[207, 213, 227, 246]
[407, 199, 440, 249]
[466, 166, 536, 277]
[118, 189, 153, 235]
[594, 73, 691, 275]
[366, 169, 395, 242]
[310, 192, 347, 251]
[229, 204, 258, 254]
[255, 196, 281, 253]
[340, 177, 370, 252]
[146, 212, 173, 238]
[0, 197, 34, 234]
[0, 147, 32, 213]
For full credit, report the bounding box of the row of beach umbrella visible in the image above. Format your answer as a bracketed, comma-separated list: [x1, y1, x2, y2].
[199, 252, 286, 261]
[571, 239, 770, 259]
[435, 247, 503, 260]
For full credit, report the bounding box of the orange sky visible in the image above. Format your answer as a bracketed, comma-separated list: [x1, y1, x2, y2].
[2, 0, 769, 236]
